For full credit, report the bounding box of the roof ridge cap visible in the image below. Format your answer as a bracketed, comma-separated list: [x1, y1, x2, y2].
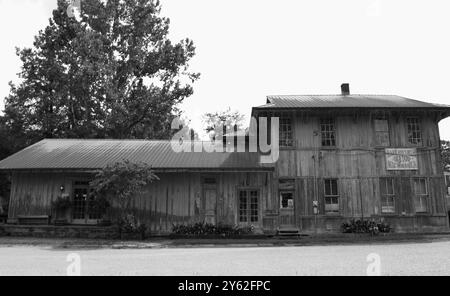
[267, 94, 401, 97]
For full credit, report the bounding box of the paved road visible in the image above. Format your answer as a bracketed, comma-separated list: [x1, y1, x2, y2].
[0, 240, 450, 276]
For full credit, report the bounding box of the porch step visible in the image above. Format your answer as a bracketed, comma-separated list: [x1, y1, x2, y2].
[54, 219, 69, 226]
[17, 215, 50, 225]
[277, 227, 301, 237]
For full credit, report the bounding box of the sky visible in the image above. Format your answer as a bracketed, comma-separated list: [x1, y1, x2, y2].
[0, 0, 450, 139]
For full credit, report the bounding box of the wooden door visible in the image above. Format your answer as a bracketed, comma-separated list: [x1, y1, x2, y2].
[72, 181, 99, 225]
[238, 189, 259, 226]
[279, 191, 296, 227]
[204, 188, 217, 225]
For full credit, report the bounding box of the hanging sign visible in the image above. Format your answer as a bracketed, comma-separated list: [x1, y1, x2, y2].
[385, 148, 418, 170]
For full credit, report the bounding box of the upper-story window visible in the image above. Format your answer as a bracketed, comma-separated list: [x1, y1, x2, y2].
[279, 116, 293, 148]
[374, 113, 390, 147]
[407, 117, 422, 145]
[320, 117, 336, 147]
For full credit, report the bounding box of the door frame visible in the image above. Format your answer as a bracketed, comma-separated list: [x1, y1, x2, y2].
[201, 175, 219, 225]
[279, 190, 296, 227]
[236, 187, 261, 227]
[71, 180, 99, 225]
[278, 178, 297, 228]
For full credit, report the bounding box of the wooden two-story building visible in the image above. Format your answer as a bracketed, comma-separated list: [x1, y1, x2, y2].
[252, 84, 450, 233]
[0, 84, 449, 234]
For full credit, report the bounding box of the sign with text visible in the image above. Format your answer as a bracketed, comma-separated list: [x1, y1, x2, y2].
[385, 148, 418, 170]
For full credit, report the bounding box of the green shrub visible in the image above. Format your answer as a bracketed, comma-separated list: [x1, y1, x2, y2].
[341, 219, 391, 235]
[172, 222, 254, 237]
[116, 214, 147, 240]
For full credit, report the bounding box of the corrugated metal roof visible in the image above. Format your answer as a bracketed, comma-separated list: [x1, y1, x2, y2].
[255, 95, 450, 109]
[0, 139, 273, 171]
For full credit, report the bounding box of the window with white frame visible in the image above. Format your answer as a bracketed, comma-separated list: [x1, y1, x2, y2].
[320, 118, 336, 147]
[380, 178, 395, 214]
[407, 117, 422, 145]
[413, 178, 428, 213]
[324, 179, 339, 214]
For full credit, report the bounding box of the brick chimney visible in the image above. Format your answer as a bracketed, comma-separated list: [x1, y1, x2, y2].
[341, 83, 350, 96]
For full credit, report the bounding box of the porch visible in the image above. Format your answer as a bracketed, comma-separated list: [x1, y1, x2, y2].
[0, 224, 117, 239]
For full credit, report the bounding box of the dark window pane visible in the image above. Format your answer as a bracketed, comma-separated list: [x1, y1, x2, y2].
[280, 192, 294, 209]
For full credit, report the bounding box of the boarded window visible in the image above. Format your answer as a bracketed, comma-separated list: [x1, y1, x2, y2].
[374, 113, 390, 146]
[324, 179, 339, 214]
[279, 179, 295, 191]
[239, 190, 259, 223]
[279, 116, 294, 147]
[380, 178, 395, 214]
[407, 117, 422, 145]
[320, 118, 336, 147]
[413, 178, 428, 213]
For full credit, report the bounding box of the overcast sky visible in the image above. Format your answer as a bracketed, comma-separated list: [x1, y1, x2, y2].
[1, 0, 449, 140]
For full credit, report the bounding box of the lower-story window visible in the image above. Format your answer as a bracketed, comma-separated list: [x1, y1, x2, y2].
[239, 190, 259, 223]
[446, 174, 450, 195]
[413, 178, 428, 213]
[324, 179, 339, 214]
[380, 178, 395, 214]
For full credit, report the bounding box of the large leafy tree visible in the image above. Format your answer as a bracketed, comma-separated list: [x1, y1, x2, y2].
[3, 0, 199, 143]
[0, 117, 15, 213]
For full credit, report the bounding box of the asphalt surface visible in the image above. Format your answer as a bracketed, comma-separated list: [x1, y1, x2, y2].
[1, 239, 450, 275]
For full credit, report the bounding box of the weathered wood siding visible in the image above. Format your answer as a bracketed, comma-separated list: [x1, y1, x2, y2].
[263, 110, 448, 232]
[8, 172, 89, 218]
[128, 172, 272, 233]
[7, 171, 272, 233]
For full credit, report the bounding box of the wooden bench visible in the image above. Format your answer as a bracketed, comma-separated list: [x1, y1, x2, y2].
[17, 215, 50, 225]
